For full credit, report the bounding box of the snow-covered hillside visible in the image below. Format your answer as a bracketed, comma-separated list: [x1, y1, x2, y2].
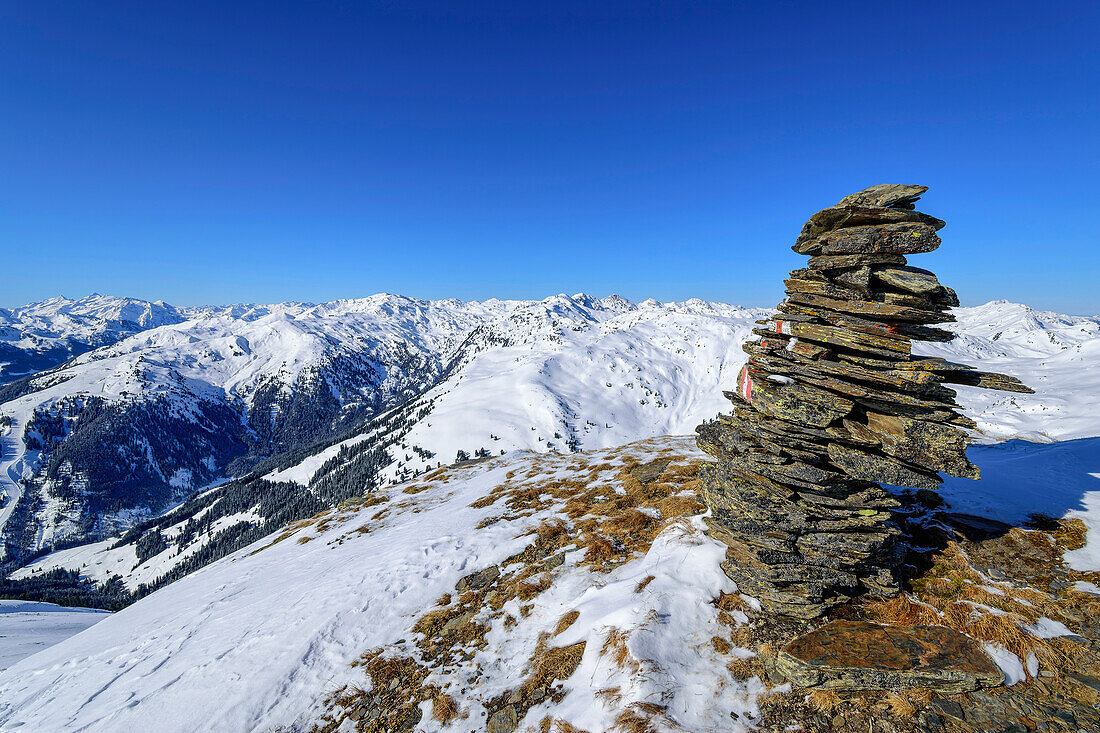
[4, 431, 1099, 732]
[0, 294, 190, 385]
[0, 294, 522, 560]
[0, 438, 770, 732]
[6, 296, 1100, 601]
[0, 294, 761, 563]
[917, 300, 1100, 442]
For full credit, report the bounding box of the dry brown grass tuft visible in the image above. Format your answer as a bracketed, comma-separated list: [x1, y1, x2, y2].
[594, 686, 623, 707]
[711, 636, 732, 654]
[431, 693, 459, 724]
[555, 610, 580, 636]
[634, 575, 655, 593]
[436, 593, 452, 607]
[582, 532, 619, 566]
[514, 573, 553, 601]
[657, 461, 699, 483]
[726, 655, 757, 679]
[526, 642, 587, 692]
[338, 493, 388, 511]
[602, 509, 657, 539]
[863, 593, 942, 626]
[411, 607, 462, 639]
[879, 692, 916, 718]
[469, 494, 498, 509]
[532, 518, 571, 549]
[613, 704, 664, 733]
[653, 494, 705, 520]
[806, 689, 842, 714]
[712, 591, 745, 614]
[600, 628, 638, 673]
[1054, 518, 1088, 551]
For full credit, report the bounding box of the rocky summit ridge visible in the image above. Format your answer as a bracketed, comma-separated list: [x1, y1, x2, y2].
[696, 184, 1034, 621]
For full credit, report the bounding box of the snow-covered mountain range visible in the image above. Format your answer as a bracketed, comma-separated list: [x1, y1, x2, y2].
[0, 295, 190, 385]
[0, 294, 764, 568]
[2, 293, 1098, 606]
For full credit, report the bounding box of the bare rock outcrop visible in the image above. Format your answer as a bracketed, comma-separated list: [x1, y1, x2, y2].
[696, 184, 1032, 619]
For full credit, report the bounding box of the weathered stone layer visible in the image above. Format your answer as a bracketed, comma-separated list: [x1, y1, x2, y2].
[696, 184, 1032, 618]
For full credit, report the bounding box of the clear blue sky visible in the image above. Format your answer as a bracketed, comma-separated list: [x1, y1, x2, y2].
[2, 1, 1098, 313]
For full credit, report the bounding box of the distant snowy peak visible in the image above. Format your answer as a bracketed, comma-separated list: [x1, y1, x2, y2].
[943, 300, 1100, 358]
[1, 294, 187, 340]
[0, 295, 192, 385]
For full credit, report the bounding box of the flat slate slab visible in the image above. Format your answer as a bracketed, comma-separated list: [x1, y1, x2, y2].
[775, 619, 1004, 692]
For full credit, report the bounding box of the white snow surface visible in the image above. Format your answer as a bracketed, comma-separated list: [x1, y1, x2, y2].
[0, 294, 186, 355]
[0, 437, 773, 732]
[915, 300, 1100, 443]
[0, 600, 109, 672]
[982, 643, 1026, 686]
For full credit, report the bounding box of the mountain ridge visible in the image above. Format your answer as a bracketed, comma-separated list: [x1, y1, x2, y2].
[4, 294, 1099, 612]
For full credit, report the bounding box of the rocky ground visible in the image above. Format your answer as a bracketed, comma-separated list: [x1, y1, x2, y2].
[304, 444, 1100, 733]
[741, 507, 1100, 732]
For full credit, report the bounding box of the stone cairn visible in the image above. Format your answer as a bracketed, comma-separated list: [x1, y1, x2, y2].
[696, 184, 1032, 620]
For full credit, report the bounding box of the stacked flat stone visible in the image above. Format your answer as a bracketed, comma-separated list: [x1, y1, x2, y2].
[696, 184, 1032, 620]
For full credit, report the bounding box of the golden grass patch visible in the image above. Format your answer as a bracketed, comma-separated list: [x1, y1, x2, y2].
[431, 693, 459, 724]
[555, 610, 580, 636]
[525, 641, 587, 692]
[806, 688, 842, 714]
[726, 655, 757, 679]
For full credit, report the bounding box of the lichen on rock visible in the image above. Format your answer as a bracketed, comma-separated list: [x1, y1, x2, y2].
[696, 184, 1033, 620]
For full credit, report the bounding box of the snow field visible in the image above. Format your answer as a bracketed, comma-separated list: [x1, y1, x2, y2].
[0, 600, 109, 672]
[0, 437, 779, 732]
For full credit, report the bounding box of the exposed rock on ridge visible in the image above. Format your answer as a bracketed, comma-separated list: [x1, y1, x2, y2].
[696, 184, 1033, 620]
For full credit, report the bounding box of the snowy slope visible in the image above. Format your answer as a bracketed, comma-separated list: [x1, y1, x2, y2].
[0, 438, 773, 733]
[0, 600, 109, 672]
[365, 296, 767, 481]
[5, 432, 1100, 732]
[915, 301, 1100, 442]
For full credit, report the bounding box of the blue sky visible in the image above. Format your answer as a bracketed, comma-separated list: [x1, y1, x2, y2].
[2, 1, 1098, 313]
